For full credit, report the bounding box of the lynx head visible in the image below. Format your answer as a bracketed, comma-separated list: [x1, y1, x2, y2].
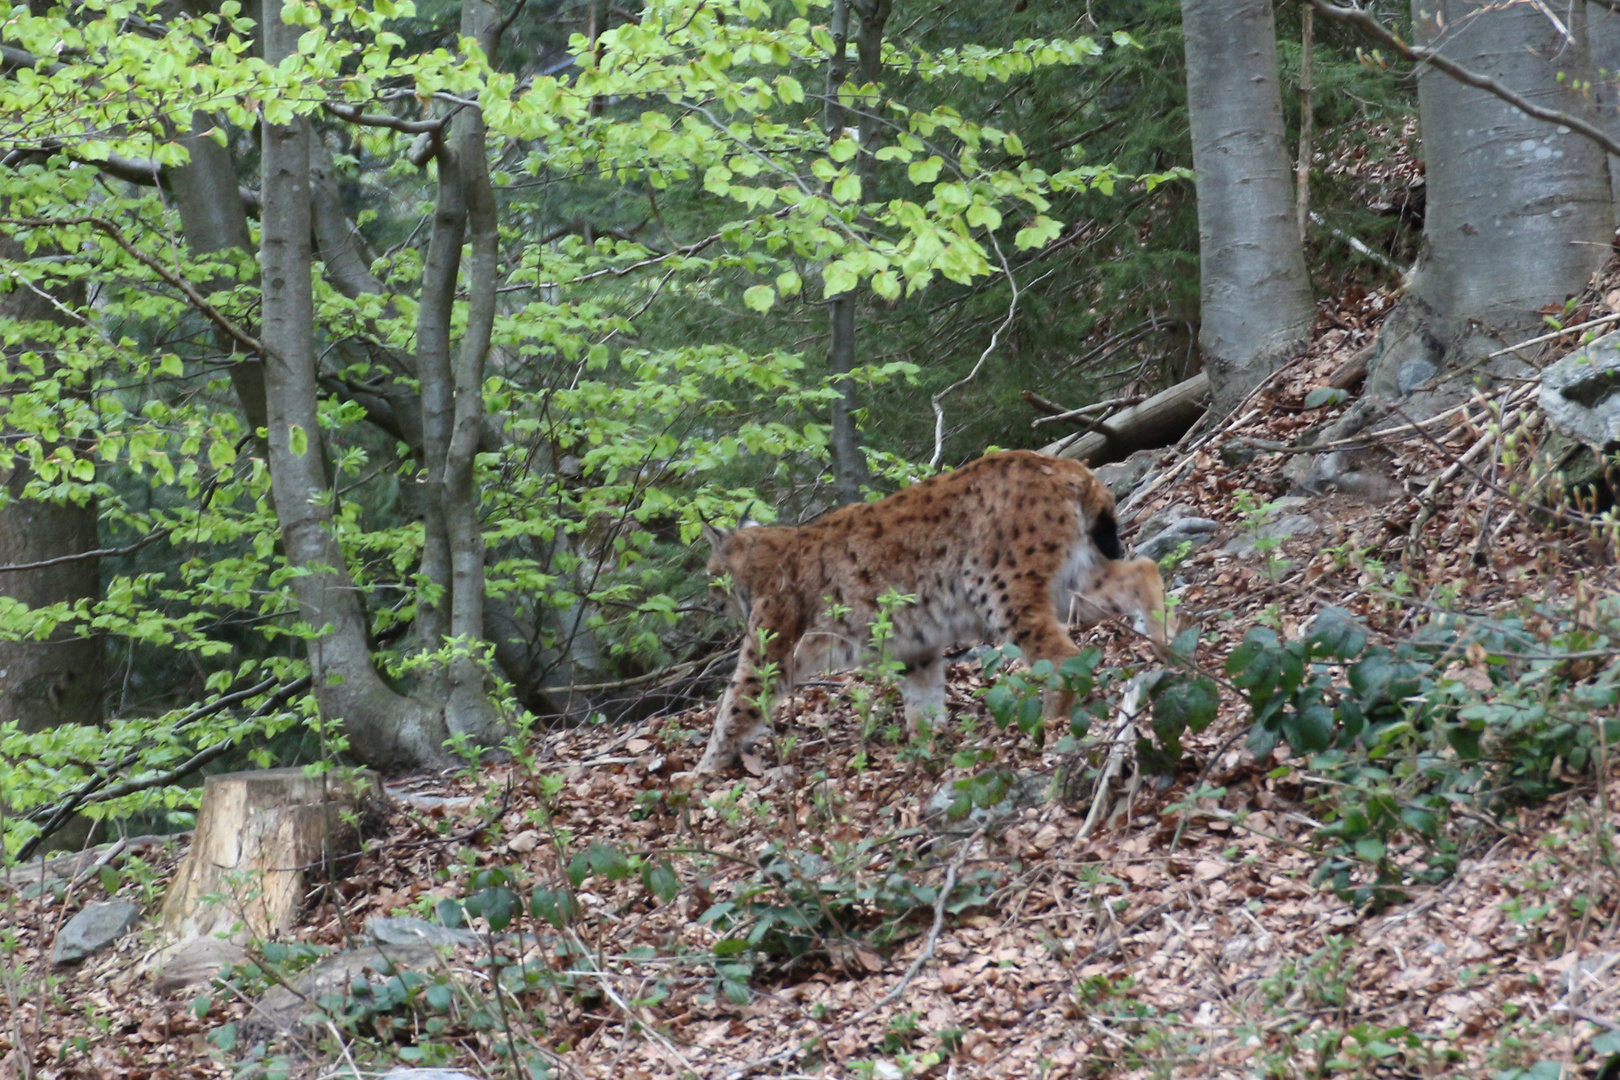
[700, 518, 757, 617]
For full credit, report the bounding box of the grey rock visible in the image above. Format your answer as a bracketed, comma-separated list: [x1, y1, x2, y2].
[1268, 496, 1311, 514]
[367, 915, 479, 950]
[1224, 514, 1320, 556]
[254, 944, 440, 1032]
[383, 783, 477, 812]
[147, 937, 248, 994]
[1094, 449, 1161, 499]
[1135, 502, 1193, 540]
[1397, 356, 1439, 394]
[52, 901, 142, 965]
[1542, 331, 1620, 448]
[926, 771, 1049, 837]
[1136, 517, 1220, 563]
[1218, 439, 1288, 467]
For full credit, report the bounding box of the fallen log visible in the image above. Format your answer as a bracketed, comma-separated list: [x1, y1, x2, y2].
[1041, 371, 1211, 465]
[1326, 344, 1373, 391]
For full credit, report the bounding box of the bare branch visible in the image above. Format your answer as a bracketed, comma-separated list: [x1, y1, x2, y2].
[930, 227, 1018, 468]
[0, 528, 170, 574]
[0, 215, 265, 357]
[322, 100, 448, 135]
[16, 675, 310, 861]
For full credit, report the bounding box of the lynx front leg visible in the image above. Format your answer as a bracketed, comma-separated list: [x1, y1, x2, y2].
[898, 654, 947, 737]
[698, 622, 792, 774]
[1011, 607, 1085, 727]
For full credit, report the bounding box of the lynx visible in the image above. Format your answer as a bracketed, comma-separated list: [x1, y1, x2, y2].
[696, 450, 1167, 773]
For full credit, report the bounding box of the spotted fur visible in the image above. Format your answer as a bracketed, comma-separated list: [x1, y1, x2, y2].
[695, 450, 1168, 773]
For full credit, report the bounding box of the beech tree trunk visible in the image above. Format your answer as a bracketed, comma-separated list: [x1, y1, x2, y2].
[441, 0, 504, 741]
[1589, 3, 1620, 208]
[169, 114, 270, 449]
[821, 0, 888, 505]
[0, 229, 104, 734]
[307, 142, 602, 723]
[1364, 1, 1612, 415]
[259, 8, 454, 770]
[1180, 0, 1315, 417]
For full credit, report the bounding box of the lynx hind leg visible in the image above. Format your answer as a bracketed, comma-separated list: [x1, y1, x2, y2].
[898, 654, 947, 736]
[698, 625, 793, 774]
[1072, 557, 1170, 643]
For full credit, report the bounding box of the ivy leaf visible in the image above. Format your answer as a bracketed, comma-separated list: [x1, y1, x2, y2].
[288, 424, 308, 457]
[1151, 674, 1220, 738]
[530, 886, 578, 928]
[587, 841, 630, 880]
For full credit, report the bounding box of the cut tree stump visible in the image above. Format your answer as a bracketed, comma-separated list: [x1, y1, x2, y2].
[160, 768, 380, 941]
[1041, 372, 1211, 466]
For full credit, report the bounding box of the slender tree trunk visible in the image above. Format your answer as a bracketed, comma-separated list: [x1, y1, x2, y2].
[822, 0, 876, 505]
[1180, 0, 1314, 416]
[259, 7, 452, 770]
[0, 232, 103, 733]
[1360, 1, 1612, 415]
[169, 114, 270, 448]
[415, 125, 465, 657]
[1295, 5, 1314, 243]
[442, 0, 504, 741]
[852, 0, 892, 218]
[308, 143, 600, 719]
[1589, 4, 1620, 211]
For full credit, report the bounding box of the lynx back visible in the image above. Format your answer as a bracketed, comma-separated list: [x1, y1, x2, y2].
[697, 450, 1165, 773]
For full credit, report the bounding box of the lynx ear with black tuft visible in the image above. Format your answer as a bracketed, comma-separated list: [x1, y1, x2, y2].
[700, 520, 733, 550]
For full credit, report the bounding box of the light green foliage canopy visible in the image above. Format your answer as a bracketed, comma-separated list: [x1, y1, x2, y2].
[0, 0, 1165, 848]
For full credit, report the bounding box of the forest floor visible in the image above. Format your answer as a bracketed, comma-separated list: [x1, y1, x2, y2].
[6, 288, 1620, 1080]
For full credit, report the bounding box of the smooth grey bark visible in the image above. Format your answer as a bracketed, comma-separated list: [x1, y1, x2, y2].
[1362, 1, 1613, 413]
[307, 144, 602, 718]
[259, 7, 452, 770]
[1180, 0, 1315, 416]
[168, 114, 270, 448]
[0, 232, 103, 734]
[415, 131, 465, 656]
[820, 0, 881, 505]
[1589, 3, 1620, 208]
[441, 0, 504, 741]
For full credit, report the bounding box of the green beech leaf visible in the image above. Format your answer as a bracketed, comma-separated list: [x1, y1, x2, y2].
[908, 156, 943, 184]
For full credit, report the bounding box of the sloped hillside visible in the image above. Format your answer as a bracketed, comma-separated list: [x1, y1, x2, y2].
[4, 289, 1620, 1080]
